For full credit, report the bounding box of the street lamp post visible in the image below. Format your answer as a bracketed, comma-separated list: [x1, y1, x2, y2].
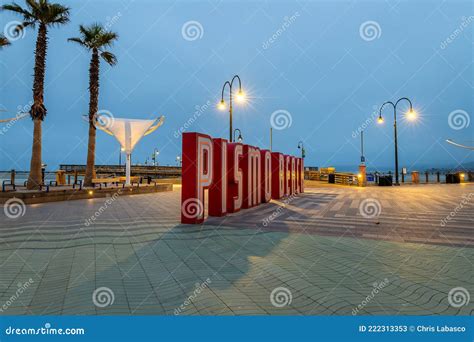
[218, 75, 245, 142]
[233, 128, 243, 143]
[378, 97, 417, 186]
[297, 141, 306, 159]
[152, 148, 159, 166]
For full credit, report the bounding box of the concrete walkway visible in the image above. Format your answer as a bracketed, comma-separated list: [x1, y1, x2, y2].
[0, 184, 472, 315]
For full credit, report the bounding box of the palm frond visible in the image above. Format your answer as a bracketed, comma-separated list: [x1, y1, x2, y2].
[0, 35, 11, 48]
[100, 51, 117, 66]
[1, 3, 35, 22]
[67, 37, 86, 46]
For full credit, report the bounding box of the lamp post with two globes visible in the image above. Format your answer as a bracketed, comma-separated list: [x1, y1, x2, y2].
[377, 97, 417, 185]
[218, 75, 246, 142]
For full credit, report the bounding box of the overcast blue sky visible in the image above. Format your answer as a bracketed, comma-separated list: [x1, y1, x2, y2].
[1, 0, 473, 171]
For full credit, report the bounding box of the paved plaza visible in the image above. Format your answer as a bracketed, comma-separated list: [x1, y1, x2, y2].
[0, 184, 473, 315]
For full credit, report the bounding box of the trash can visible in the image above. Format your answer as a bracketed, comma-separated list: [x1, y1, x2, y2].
[446, 173, 461, 184]
[378, 175, 392, 186]
[412, 171, 419, 184]
[55, 170, 66, 185]
[328, 174, 336, 184]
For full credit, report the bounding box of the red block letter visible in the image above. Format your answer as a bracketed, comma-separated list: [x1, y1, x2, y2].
[227, 143, 243, 213]
[209, 138, 227, 217]
[181, 133, 213, 224]
[260, 150, 272, 203]
[271, 152, 284, 199]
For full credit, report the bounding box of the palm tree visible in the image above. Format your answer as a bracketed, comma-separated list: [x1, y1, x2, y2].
[2, 0, 70, 189]
[0, 34, 10, 48]
[68, 24, 118, 187]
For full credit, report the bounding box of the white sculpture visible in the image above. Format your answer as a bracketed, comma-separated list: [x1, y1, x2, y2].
[95, 115, 165, 186]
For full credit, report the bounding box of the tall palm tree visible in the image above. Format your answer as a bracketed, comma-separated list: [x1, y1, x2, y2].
[68, 24, 118, 187]
[0, 34, 10, 48]
[2, 0, 70, 189]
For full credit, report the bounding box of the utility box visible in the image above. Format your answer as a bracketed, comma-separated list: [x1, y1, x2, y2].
[328, 174, 336, 184]
[378, 175, 393, 186]
[412, 171, 420, 184]
[446, 173, 461, 184]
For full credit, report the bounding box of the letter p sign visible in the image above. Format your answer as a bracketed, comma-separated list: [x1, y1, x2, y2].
[181, 133, 213, 224]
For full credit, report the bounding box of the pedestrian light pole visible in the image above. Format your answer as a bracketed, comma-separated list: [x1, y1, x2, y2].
[218, 75, 246, 142]
[297, 141, 305, 159]
[233, 128, 243, 143]
[378, 97, 417, 185]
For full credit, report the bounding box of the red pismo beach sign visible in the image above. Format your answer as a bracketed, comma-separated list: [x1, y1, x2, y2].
[181, 132, 304, 224]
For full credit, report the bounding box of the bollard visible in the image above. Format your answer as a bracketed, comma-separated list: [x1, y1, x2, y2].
[425, 171, 429, 183]
[436, 171, 440, 183]
[74, 169, 78, 184]
[412, 171, 420, 184]
[10, 169, 15, 185]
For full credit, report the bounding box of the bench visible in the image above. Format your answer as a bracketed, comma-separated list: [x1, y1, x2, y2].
[91, 177, 123, 189]
[23, 181, 50, 192]
[2, 180, 16, 192]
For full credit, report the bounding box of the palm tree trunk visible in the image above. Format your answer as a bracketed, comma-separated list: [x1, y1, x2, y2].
[27, 23, 48, 190]
[84, 49, 100, 187]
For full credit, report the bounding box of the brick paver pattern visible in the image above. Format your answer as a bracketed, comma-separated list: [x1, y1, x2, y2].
[0, 184, 473, 315]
